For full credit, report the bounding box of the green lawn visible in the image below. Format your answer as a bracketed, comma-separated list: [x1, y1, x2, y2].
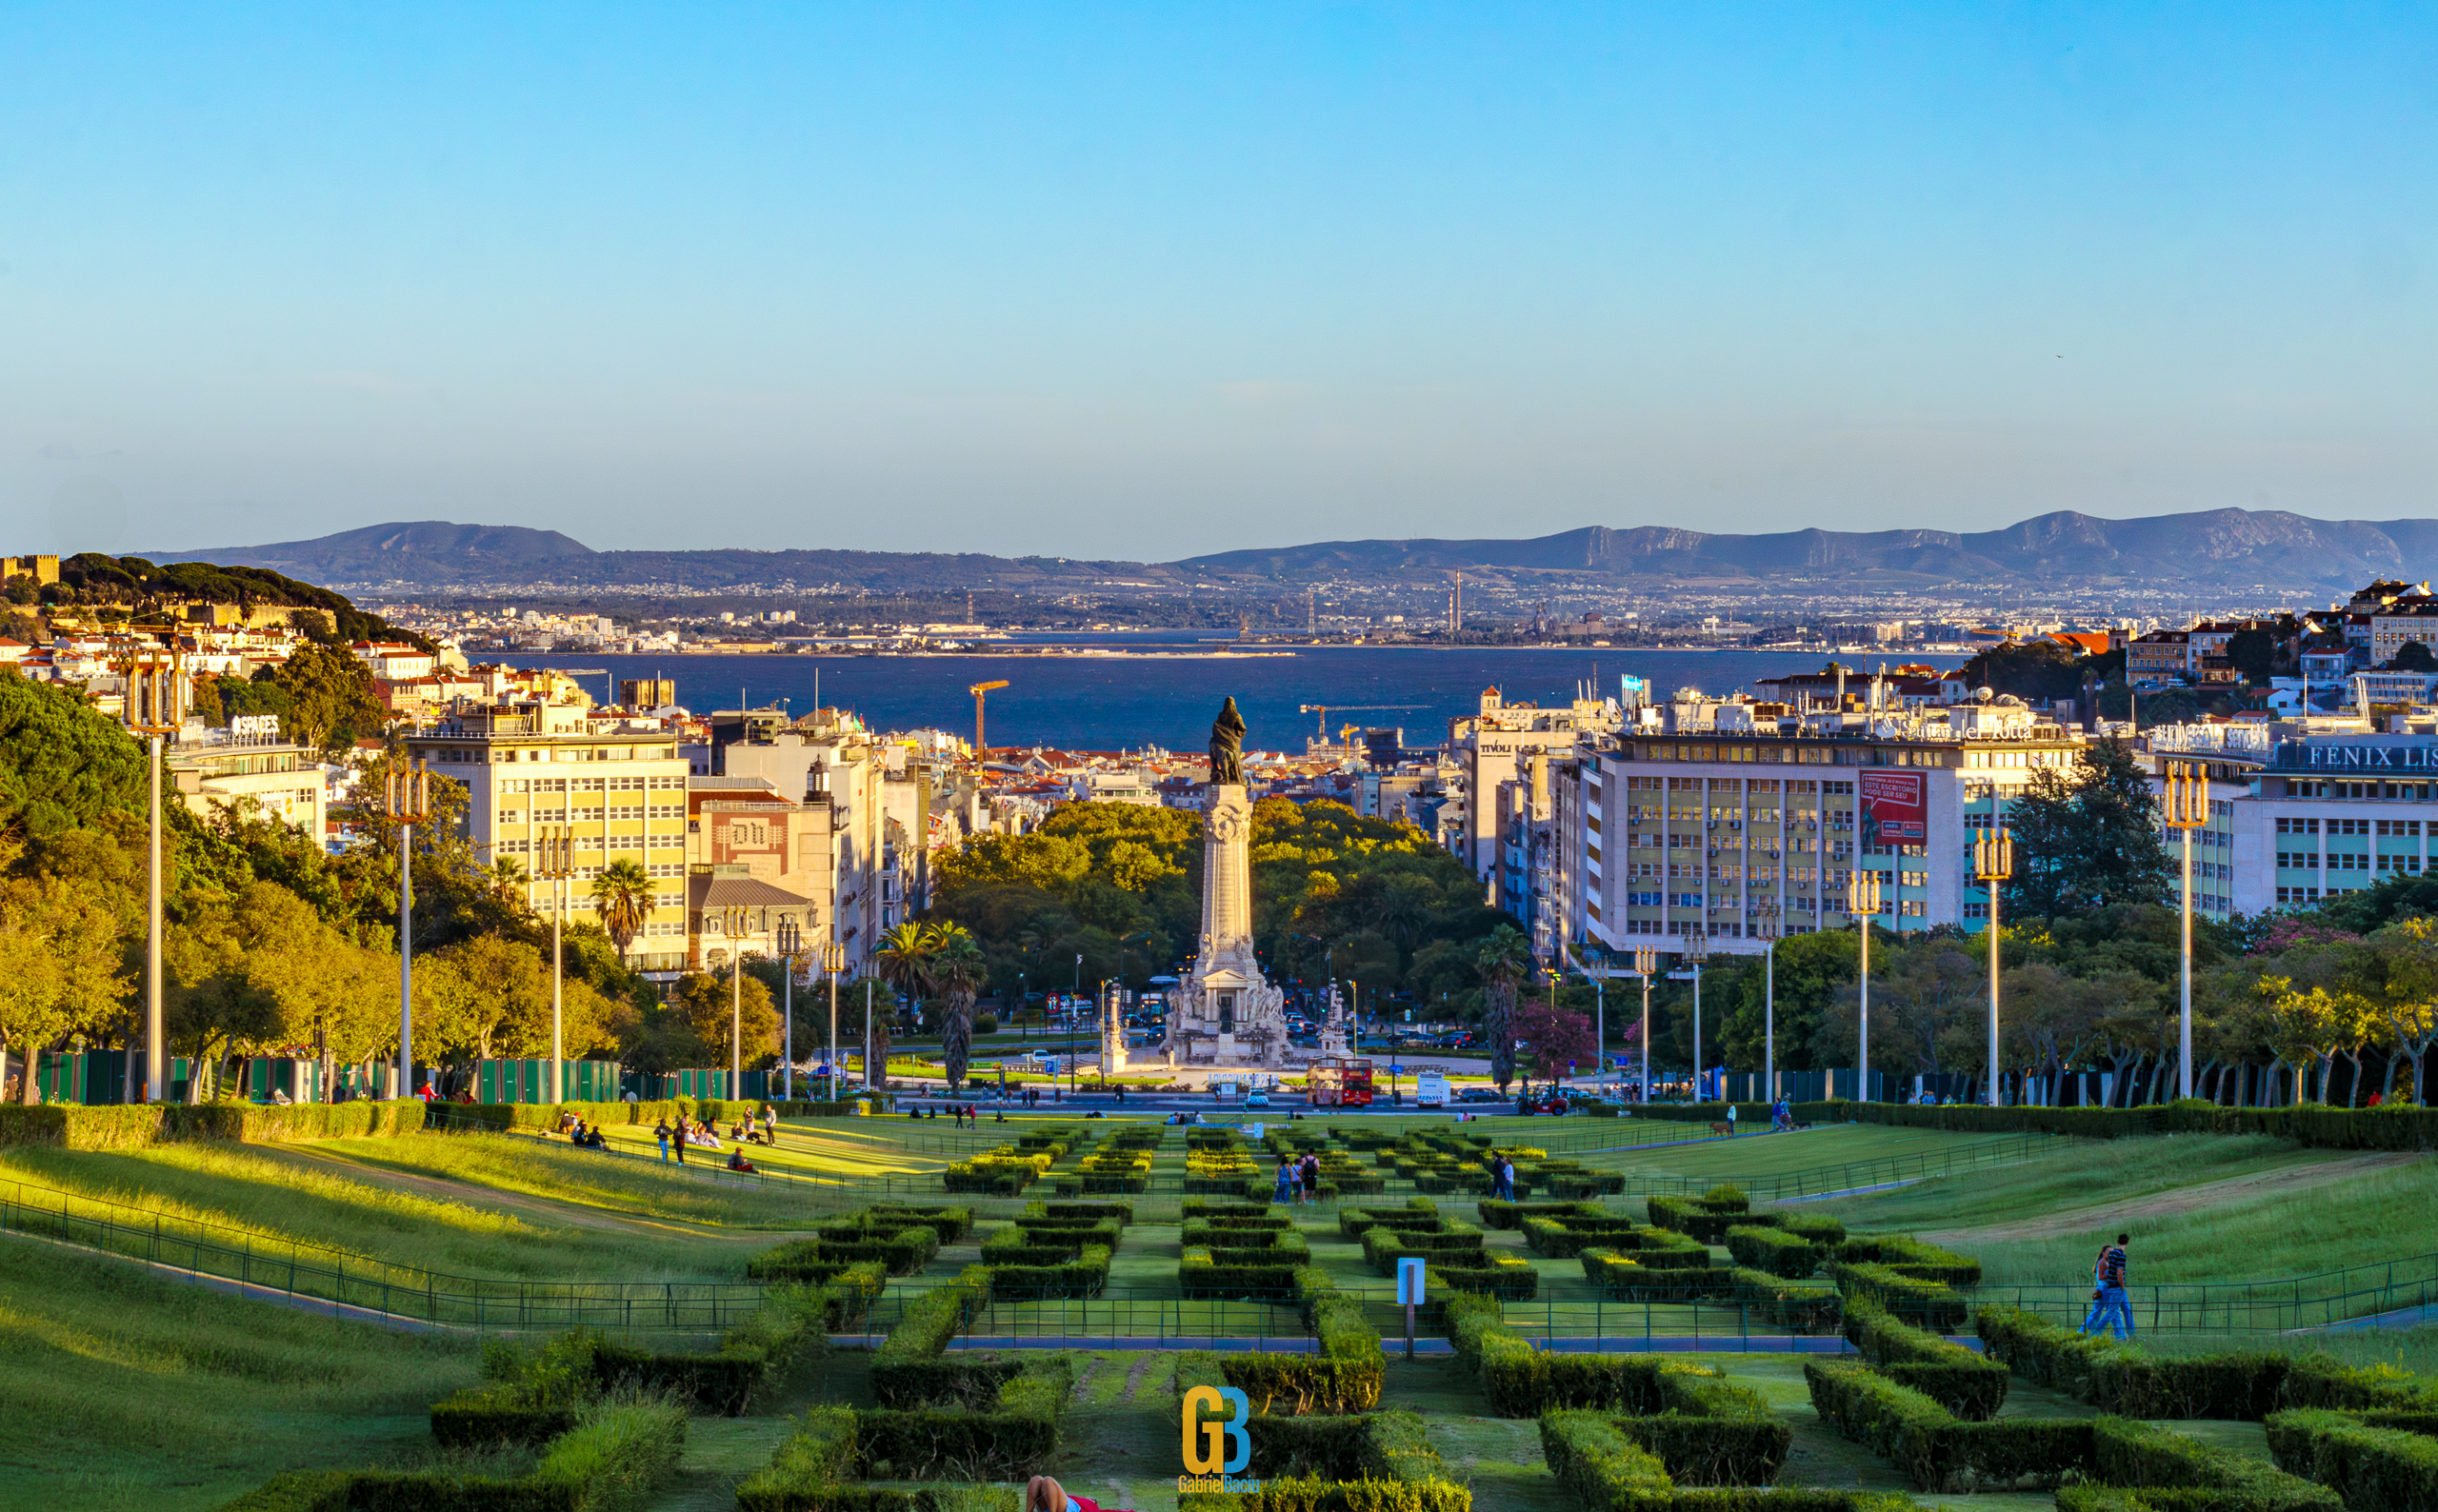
[0, 1237, 480, 1512]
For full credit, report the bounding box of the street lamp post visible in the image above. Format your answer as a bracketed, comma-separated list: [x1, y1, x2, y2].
[1847, 870, 1882, 1104]
[385, 762, 432, 1100]
[1973, 826, 2014, 1106]
[1755, 905, 1781, 1104]
[774, 920, 801, 1100]
[122, 654, 180, 1104]
[2164, 761, 2209, 1100]
[1687, 929, 1709, 1104]
[1632, 947, 1656, 1103]
[1069, 952, 1082, 1097]
[720, 905, 749, 1098]
[537, 826, 572, 1104]
[824, 941, 847, 1101]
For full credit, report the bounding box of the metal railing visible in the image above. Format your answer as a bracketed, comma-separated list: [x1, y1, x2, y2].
[1972, 1252, 2438, 1334]
[0, 1180, 770, 1329]
[1618, 1134, 2052, 1201]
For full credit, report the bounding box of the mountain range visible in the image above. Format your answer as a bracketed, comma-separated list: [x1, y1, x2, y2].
[150, 509, 2438, 597]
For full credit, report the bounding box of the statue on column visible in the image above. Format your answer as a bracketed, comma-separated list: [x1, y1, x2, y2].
[1209, 697, 1247, 786]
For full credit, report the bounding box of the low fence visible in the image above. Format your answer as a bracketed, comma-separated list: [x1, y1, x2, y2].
[1973, 1252, 2438, 1334]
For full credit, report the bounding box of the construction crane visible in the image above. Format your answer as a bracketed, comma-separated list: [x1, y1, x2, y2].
[969, 680, 1009, 753]
[1297, 704, 1424, 742]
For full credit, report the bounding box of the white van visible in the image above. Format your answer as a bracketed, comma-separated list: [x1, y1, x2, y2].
[1414, 1070, 1450, 1108]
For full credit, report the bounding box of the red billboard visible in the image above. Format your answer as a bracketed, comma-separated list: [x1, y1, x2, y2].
[1859, 770, 1928, 846]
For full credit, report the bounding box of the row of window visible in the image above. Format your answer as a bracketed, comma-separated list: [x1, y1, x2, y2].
[496, 775, 687, 794]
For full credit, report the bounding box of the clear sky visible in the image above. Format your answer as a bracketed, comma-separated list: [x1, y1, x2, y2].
[6, 4, 2434, 562]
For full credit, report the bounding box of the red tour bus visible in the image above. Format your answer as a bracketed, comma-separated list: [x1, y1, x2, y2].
[1309, 1055, 1375, 1108]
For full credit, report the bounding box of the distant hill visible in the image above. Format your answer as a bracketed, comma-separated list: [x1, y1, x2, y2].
[153, 507, 2438, 597]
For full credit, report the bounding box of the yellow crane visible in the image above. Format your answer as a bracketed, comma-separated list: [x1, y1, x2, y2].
[1297, 703, 1423, 742]
[969, 680, 1009, 753]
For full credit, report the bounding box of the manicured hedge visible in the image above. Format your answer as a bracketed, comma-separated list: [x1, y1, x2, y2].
[1647, 1190, 1753, 1244]
[869, 1268, 998, 1408]
[1727, 1224, 1827, 1279]
[1845, 1302, 2008, 1421]
[984, 1243, 1111, 1300]
[1037, 1200, 1134, 1225]
[855, 1356, 1073, 1480]
[1835, 1234, 1982, 1287]
[1241, 1407, 1449, 1485]
[1186, 1296, 1386, 1415]
[1828, 1263, 1966, 1333]
[2266, 1408, 2438, 1512]
[1477, 1198, 1604, 1230]
[0, 1099, 435, 1151]
[2090, 1415, 2342, 1510]
[224, 1403, 687, 1511]
[863, 1204, 976, 1243]
[1642, 1096, 2438, 1152]
[1806, 1359, 2095, 1491]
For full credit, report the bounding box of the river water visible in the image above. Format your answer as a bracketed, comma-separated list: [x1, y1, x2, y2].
[505, 638, 1970, 752]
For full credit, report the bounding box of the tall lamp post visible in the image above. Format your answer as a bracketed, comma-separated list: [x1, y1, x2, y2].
[537, 826, 571, 1104]
[1069, 951, 1082, 1097]
[719, 905, 749, 1098]
[1846, 870, 1882, 1104]
[1568, 945, 1611, 1098]
[385, 762, 432, 1100]
[823, 941, 848, 1101]
[774, 919, 801, 1100]
[1632, 947, 1657, 1103]
[1754, 904, 1781, 1104]
[1686, 929, 1709, 1104]
[122, 654, 180, 1104]
[2163, 761, 2208, 1100]
[1973, 826, 2014, 1107]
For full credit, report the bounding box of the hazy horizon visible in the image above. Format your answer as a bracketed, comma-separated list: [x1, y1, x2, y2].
[11, 5, 2435, 562]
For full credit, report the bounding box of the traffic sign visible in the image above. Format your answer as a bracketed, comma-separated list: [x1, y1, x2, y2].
[1395, 1257, 1426, 1305]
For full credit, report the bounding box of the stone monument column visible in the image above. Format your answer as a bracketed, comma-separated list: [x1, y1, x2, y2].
[1101, 984, 1127, 1075]
[1165, 697, 1287, 1067]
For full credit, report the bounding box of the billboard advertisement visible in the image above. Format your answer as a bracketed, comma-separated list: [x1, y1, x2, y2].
[1858, 770, 1928, 846]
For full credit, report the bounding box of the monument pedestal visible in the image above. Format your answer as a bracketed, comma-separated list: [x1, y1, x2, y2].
[1163, 782, 1288, 1068]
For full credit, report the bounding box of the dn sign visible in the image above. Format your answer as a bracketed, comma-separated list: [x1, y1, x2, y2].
[1181, 1385, 1251, 1475]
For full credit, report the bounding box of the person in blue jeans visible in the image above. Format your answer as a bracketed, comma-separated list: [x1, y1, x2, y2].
[653, 1119, 672, 1163]
[2079, 1232, 2134, 1340]
[1273, 1154, 1297, 1204]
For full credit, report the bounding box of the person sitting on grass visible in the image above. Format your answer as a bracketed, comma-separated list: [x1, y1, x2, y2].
[1026, 1474, 1121, 1512]
[728, 1148, 756, 1174]
[582, 1125, 608, 1149]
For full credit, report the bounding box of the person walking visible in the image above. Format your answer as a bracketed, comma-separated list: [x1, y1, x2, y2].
[1300, 1151, 1321, 1205]
[653, 1119, 672, 1163]
[1273, 1153, 1296, 1205]
[762, 1104, 778, 1145]
[1493, 1153, 1515, 1203]
[2079, 1233, 2134, 1341]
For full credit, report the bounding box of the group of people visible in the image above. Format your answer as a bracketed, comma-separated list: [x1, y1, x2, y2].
[553, 1112, 611, 1149]
[1769, 1097, 1797, 1132]
[649, 1104, 781, 1168]
[1271, 1150, 1325, 1204]
[909, 1104, 987, 1126]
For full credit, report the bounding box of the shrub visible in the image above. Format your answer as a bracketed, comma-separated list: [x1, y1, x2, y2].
[856, 1356, 1073, 1481]
[1537, 1410, 1681, 1508]
[1726, 1224, 1827, 1279]
[1475, 1198, 1602, 1230]
[734, 1405, 858, 1512]
[869, 1270, 1001, 1408]
[2265, 1407, 2438, 1512]
[1038, 1200, 1134, 1225]
[1827, 1263, 1965, 1333]
[1646, 1194, 1756, 1244]
[1836, 1234, 1982, 1287]
[2090, 1416, 2341, 1511]
[1208, 1296, 1385, 1415]
[1805, 1359, 2095, 1491]
[1846, 1302, 2008, 1420]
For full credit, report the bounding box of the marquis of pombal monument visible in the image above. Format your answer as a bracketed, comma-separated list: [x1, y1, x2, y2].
[1164, 697, 1289, 1067]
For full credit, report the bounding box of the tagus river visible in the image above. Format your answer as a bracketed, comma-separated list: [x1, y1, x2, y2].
[506, 640, 1971, 752]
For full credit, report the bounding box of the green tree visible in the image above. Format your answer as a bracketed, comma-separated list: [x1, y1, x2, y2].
[1474, 925, 1529, 1090]
[1718, 929, 1857, 1072]
[0, 877, 129, 1103]
[589, 859, 654, 963]
[872, 921, 934, 1082]
[0, 671, 150, 855]
[262, 642, 386, 755]
[927, 923, 988, 1089]
[664, 967, 778, 1071]
[2394, 641, 2438, 672]
[2002, 742, 2171, 921]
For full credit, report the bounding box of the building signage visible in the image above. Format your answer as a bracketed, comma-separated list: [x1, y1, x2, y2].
[2287, 744, 2438, 769]
[230, 714, 281, 743]
[1859, 770, 1927, 846]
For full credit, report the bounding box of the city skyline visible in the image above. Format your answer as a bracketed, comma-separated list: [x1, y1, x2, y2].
[10, 4, 2435, 560]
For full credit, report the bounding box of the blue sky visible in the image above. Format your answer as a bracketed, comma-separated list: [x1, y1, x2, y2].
[5, 3, 2433, 561]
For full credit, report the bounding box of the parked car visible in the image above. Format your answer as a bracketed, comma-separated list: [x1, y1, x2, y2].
[1458, 1086, 1506, 1104]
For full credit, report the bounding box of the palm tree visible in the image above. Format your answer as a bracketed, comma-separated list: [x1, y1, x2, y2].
[872, 921, 933, 1088]
[590, 859, 654, 965]
[1476, 925, 1531, 1092]
[928, 923, 989, 1091]
[486, 855, 531, 908]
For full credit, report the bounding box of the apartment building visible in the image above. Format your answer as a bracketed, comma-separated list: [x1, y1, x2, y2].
[404, 703, 693, 971]
[1445, 687, 1616, 900]
[166, 721, 329, 838]
[1559, 701, 2086, 958]
[717, 723, 901, 977]
[2232, 734, 2438, 913]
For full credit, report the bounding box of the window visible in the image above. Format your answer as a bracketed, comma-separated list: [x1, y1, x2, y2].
[2277, 817, 2321, 835]
[649, 776, 686, 790]
[1899, 900, 1927, 917]
[1964, 900, 1988, 919]
[1900, 871, 1928, 887]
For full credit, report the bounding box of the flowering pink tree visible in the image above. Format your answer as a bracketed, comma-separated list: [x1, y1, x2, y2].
[1514, 1000, 1596, 1083]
